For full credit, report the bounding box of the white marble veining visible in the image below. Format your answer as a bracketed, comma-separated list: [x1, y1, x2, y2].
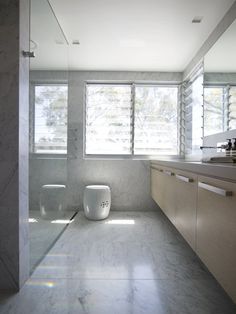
[32, 211, 208, 281]
[1, 277, 235, 314]
[0, 0, 30, 290]
[0, 210, 235, 314]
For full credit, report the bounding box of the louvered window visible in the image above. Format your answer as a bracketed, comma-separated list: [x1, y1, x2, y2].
[229, 86, 236, 130]
[33, 85, 68, 154]
[134, 85, 178, 155]
[184, 65, 204, 155]
[203, 85, 236, 134]
[85, 83, 179, 157]
[204, 86, 227, 136]
[85, 84, 132, 155]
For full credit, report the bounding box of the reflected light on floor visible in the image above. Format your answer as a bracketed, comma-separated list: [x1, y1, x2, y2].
[51, 219, 74, 224]
[27, 280, 55, 288]
[105, 219, 135, 225]
[29, 218, 38, 223]
[134, 264, 154, 277]
[47, 254, 73, 257]
[37, 265, 68, 269]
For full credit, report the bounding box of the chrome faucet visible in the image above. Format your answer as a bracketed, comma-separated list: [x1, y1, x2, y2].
[200, 144, 227, 150]
[200, 139, 233, 151]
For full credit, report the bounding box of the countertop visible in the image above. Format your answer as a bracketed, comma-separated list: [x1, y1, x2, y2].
[151, 159, 236, 182]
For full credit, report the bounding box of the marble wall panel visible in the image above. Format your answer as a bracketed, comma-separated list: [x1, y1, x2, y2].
[0, 0, 30, 290]
[19, 0, 30, 288]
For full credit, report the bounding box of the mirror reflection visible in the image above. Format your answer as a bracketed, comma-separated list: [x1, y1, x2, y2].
[204, 19, 236, 137]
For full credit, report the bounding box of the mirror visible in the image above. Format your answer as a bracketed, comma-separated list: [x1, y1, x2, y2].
[204, 19, 236, 137]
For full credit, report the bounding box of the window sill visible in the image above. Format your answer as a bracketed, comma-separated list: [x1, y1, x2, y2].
[30, 153, 67, 160]
[83, 154, 181, 161]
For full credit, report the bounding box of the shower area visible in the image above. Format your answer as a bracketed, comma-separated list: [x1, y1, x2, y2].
[29, 0, 76, 272]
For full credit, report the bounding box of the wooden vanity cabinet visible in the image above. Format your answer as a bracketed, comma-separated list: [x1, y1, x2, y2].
[151, 166, 165, 210]
[151, 166, 176, 224]
[161, 167, 176, 224]
[175, 170, 197, 250]
[196, 175, 236, 302]
[151, 163, 236, 302]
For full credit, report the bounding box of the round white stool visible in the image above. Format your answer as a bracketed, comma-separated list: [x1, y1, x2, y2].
[40, 184, 66, 220]
[83, 185, 111, 220]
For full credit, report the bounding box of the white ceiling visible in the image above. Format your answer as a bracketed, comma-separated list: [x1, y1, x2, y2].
[30, 0, 69, 70]
[30, 0, 235, 71]
[205, 19, 236, 72]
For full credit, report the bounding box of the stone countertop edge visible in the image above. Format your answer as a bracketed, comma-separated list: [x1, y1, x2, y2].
[150, 159, 236, 182]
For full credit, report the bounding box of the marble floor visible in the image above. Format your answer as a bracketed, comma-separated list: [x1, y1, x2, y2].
[29, 210, 76, 272]
[0, 210, 235, 314]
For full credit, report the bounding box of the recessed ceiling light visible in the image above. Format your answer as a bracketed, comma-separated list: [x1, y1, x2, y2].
[192, 16, 203, 24]
[72, 40, 80, 45]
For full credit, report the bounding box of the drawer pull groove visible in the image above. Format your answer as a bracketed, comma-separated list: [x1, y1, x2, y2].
[151, 166, 163, 173]
[198, 182, 233, 197]
[176, 174, 194, 183]
[163, 170, 174, 176]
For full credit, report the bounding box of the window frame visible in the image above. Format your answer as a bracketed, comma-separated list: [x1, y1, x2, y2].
[203, 83, 236, 136]
[229, 85, 236, 130]
[83, 81, 181, 160]
[203, 84, 228, 137]
[30, 82, 68, 157]
[183, 65, 204, 157]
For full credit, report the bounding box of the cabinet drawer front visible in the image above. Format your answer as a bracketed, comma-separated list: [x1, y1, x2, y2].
[161, 167, 176, 223]
[176, 174, 194, 183]
[151, 166, 176, 223]
[151, 167, 165, 209]
[175, 169, 197, 184]
[175, 170, 197, 250]
[198, 181, 233, 197]
[197, 176, 236, 302]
